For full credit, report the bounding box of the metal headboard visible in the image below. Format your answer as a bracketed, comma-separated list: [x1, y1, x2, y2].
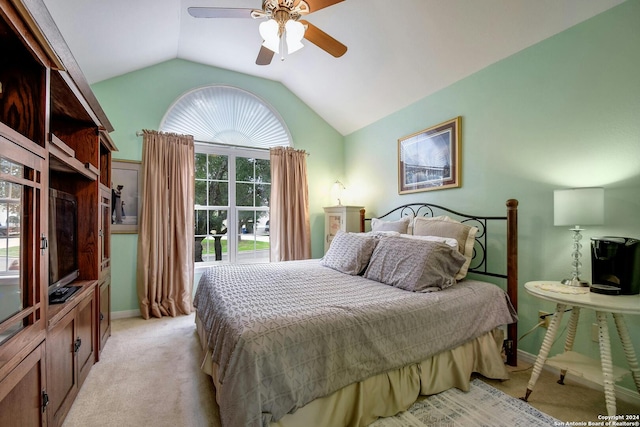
[361, 202, 509, 278]
[360, 199, 519, 366]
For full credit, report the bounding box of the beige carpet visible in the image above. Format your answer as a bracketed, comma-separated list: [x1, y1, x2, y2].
[63, 313, 640, 427]
[62, 314, 219, 427]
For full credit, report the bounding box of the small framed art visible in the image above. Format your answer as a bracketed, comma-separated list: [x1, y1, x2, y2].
[398, 116, 461, 194]
[111, 160, 142, 234]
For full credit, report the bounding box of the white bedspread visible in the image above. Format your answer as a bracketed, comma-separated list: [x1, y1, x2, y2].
[194, 259, 517, 427]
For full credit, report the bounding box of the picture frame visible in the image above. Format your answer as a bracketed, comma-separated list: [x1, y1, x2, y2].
[111, 160, 142, 234]
[398, 116, 461, 194]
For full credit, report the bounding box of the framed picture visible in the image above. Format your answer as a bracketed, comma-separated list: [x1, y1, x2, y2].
[111, 160, 142, 234]
[398, 116, 461, 194]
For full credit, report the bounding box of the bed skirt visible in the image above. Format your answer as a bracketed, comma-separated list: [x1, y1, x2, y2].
[195, 313, 509, 427]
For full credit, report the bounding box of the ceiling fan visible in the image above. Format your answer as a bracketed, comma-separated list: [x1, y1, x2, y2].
[188, 0, 347, 65]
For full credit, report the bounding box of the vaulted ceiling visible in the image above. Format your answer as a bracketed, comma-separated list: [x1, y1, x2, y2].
[42, 0, 624, 135]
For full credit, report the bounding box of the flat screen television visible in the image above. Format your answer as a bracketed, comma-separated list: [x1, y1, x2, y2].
[48, 189, 79, 293]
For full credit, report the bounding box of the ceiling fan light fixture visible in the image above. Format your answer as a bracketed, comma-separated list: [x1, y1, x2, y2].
[285, 19, 305, 54]
[259, 19, 280, 53]
[189, 0, 346, 65]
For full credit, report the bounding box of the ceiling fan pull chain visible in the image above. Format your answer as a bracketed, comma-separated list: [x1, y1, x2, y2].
[280, 36, 285, 61]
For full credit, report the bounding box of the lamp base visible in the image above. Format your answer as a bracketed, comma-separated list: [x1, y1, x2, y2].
[560, 277, 590, 287]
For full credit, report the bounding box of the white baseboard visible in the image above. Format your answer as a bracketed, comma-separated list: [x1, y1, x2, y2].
[111, 309, 141, 320]
[518, 349, 640, 407]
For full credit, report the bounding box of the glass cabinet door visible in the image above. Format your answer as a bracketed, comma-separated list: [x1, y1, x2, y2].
[0, 143, 45, 352]
[100, 189, 111, 272]
[0, 163, 23, 343]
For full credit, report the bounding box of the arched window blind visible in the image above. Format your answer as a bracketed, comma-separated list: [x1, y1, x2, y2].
[159, 85, 291, 148]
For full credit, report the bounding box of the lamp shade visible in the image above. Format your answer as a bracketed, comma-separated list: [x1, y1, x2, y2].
[285, 20, 305, 54]
[259, 19, 280, 53]
[553, 187, 604, 226]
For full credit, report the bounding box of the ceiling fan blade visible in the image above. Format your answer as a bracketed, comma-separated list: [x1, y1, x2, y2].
[301, 0, 344, 13]
[300, 20, 347, 58]
[256, 46, 275, 66]
[187, 7, 254, 19]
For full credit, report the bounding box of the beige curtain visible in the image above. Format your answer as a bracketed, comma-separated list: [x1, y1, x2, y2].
[269, 147, 311, 261]
[137, 130, 195, 319]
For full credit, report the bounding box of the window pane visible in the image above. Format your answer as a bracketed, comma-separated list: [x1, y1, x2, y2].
[195, 153, 207, 179]
[236, 183, 254, 207]
[204, 210, 228, 262]
[255, 159, 270, 183]
[195, 181, 207, 205]
[238, 210, 255, 234]
[208, 181, 228, 206]
[236, 157, 254, 182]
[237, 209, 269, 263]
[194, 209, 209, 236]
[202, 234, 228, 262]
[208, 210, 228, 235]
[255, 184, 270, 207]
[256, 211, 269, 236]
[208, 155, 228, 180]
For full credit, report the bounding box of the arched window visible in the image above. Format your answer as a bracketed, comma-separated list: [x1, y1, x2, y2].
[160, 85, 291, 148]
[160, 86, 291, 265]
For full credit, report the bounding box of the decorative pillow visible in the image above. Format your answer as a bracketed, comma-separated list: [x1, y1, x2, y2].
[399, 234, 458, 248]
[408, 215, 451, 234]
[363, 237, 466, 292]
[371, 217, 410, 234]
[412, 218, 478, 280]
[321, 230, 379, 275]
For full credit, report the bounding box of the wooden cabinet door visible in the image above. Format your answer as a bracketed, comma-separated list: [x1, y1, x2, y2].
[0, 342, 47, 427]
[46, 311, 76, 427]
[76, 293, 95, 387]
[99, 279, 111, 353]
[46, 290, 95, 427]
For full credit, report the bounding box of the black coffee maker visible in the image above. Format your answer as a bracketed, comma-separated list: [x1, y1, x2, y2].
[591, 237, 640, 295]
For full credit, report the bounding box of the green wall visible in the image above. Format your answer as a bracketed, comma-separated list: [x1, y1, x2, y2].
[91, 59, 344, 314]
[343, 0, 640, 392]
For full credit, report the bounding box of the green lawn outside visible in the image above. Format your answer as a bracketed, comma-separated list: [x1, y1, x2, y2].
[201, 237, 269, 254]
[0, 246, 20, 257]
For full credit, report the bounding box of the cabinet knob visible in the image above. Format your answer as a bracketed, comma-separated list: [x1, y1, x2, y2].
[41, 390, 49, 413]
[74, 337, 82, 353]
[100, 312, 104, 321]
[40, 234, 48, 253]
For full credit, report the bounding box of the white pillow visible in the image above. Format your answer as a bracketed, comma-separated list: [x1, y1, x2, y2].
[399, 233, 458, 248]
[371, 217, 410, 234]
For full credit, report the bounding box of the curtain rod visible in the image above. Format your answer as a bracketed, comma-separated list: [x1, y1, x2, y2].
[135, 131, 309, 155]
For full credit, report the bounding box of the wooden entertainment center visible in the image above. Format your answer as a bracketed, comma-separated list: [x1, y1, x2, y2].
[0, 0, 116, 425]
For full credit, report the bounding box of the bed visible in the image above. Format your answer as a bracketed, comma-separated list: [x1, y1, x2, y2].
[194, 199, 519, 427]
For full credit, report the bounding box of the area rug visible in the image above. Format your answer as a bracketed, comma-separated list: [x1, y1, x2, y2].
[370, 378, 560, 427]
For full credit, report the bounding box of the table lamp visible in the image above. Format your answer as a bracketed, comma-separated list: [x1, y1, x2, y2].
[331, 180, 345, 206]
[553, 187, 604, 286]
